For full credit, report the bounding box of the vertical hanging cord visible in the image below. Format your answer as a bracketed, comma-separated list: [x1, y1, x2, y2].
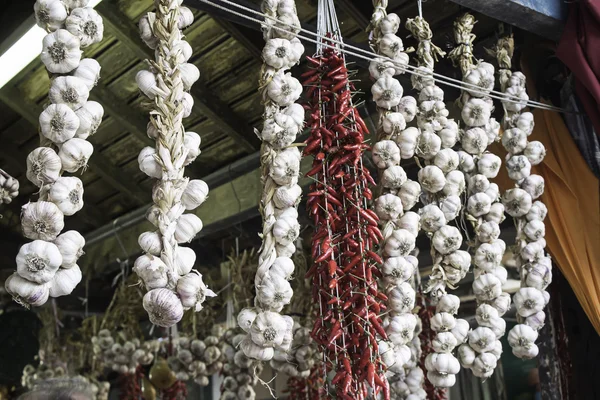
[417, 0, 423, 18]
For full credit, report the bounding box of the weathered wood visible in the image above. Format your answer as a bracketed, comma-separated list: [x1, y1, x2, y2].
[0, 85, 149, 205]
[336, 0, 371, 31]
[97, 1, 261, 152]
[445, 0, 566, 40]
[213, 17, 263, 61]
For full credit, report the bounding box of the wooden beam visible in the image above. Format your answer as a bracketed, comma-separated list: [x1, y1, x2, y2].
[445, 0, 566, 40]
[213, 17, 263, 62]
[97, 1, 260, 152]
[0, 86, 148, 205]
[337, 0, 370, 31]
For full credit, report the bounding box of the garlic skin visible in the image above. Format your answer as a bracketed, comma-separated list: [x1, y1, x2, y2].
[73, 58, 101, 90]
[40, 103, 80, 144]
[16, 240, 63, 284]
[181, 180, 208, 210]
[48, 264, 82, 297]
[136, 70, 167, 99]
[49, 76, 89, 110]
[53, 230, 85, 267]
[133, 254, 169, 290]
[58, 138, 94, 173]
[174, 246, 196, 275]
[266, 72, 303, 107]
[372, 75, 404, 108]
[176, 272, 216, 311]
[75, 101, 104, 138]
[48, 176, 84, 216]
[138, 231, 163, 257]
[139, 14, 158, 49]
[21, 201, 65, 242]
[41, 29, 82, 73]
[26, 147, 62, 187]
[138, 147, 163, 179]
[5, 273, 50, 307]
[178, 63, 200, 91]
[65, 7, 104, 47]
[174, 214, 203, 243]
[143, 288, 184, 327]
[184, 131, 201, 165]
[35, 0, 68, 31]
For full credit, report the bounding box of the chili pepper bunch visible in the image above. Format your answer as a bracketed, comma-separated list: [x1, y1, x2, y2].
[285, 364, 326, 400]
[493, 36, 552, 361]
[303, 41, 390, 399]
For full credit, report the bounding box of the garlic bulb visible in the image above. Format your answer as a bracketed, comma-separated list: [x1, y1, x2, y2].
[384, 229, 416, 257]
[513, 287, 545, 317]
[416, 131, 441, 160]
[382, 112, 407, 135]
[396, 127, 420, 159]
[22, 201, 65, 241]
[74, 101, 104, 138]
[238, 308, 258, 333]
[181, 179, 208, 210]
[34, 0, 67, 31]
[139, 14, 158, 49]
[40, 103, 80, 144]
[133, 254, 168, 290]
[418, 165, 446, 193]
[379, 33, 404, 58]
[397, 211, 420, 237]
[177, 272, 216, 311]
[65, 7, 104, 47]
[472, 274, 502, 302]
[462, 98, 491, 127]
[256, 274, 292, 312]
[502, 128, 527, 154]
[398, 180, 421, 210]
[174, 246, 195, 276]
[73, 58, 101, 90]
[49, 76, 89, 110]
[269, 147, 300, 186]
[48, 176, 84, 216]
[461, 127, 488, 155]
[516, 112, 535, 135]
[467, 193, 492, 217]
[143, 288, 184, 327]
[54, 230, 85, 267]
[433, 149, 459, 174]
[419, 204, 446, 233]
[16, 240, 62, 284]
[502, 188, 532, 218]
[398, 96, 418, 122]
[174, 214, 203, 243]
[521, 174, 545, 199]
[178, 63, 200, 91]
[5, 273, 50, 307]
[432, 226, 462, 255]
[273, 184, 302, 209]
[136, 70, 167, 99]
[372, 75, 404, 108]
[58, 138, 93, 173]
[138, 231, 162, 257]
[439, 195, 462, 221]
[26, 147, 62, 187]
[262, 38, 302, 69]
[138, 147, 163, 179]
[41, 29, 82, 73]
[48, 264, 82, 297]
[267, 72, 302, 107]
[372, 140, 401, 168]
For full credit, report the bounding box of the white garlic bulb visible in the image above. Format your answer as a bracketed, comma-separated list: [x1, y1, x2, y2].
[416, 131, 441, 160]
[16, 240, 62, 284]
[375, 194, 404, 221]
[384, 229, 416, 257]
[34, 0, 68, 31]
[372, 75, 404, 108]
[40, 103, 80, 144]
[524, 141, 546, 166]
[269, 147, 300, 186]
[418, 165, 446, 193]
[40, 29, 82, 73]
[502, 128, 527, 154]
[273, 184, 302, 209]
[136, 70, 167, 99]
[54, 230, 85, 267]
[21, 201, 65, 241]
[267, 72, 302, 107]
[462, 98, 492, 127]
[138, 231, 162, 256]
[521, 174, 545, 200]
[256, 274, 293, 312]
[397, 211, 420, 237]
[477, 153, 501, 179]
[430, 313, 456, 332]
[503, 85, 529, 112]
[513, 287, 546, 318]
[74, 101, 104, 139]
[182, 179, 209, 210]
[372, 140, 401, 169]
[177, 272, 216, 311]
[398, 180, 421, 210]
[273, 213, 300, 246]
[138, 147, 163, 179]
[175, 214, 203, 243]
[73, 58, 101, 90]
[472, 274, 502, 302]
[439, 195, 462, 221]
[179, 63, 200, 91]
[503, 188, 533, 217]
[433, 149, 459, 174]
[49, 76, 89, 110]
[133, 254, 168, 290]
[382, 112, 407, 135]
[5, 273, 50, 307]
[48, 176, 84, 216]
[436, 294, 460, 315]
[58, 138, 93, 173]
[461, 127, 488, 155]
[26, 147, 62, 187]
[443, 170, 466, 196]
[432, 226, 462, 255]
[467, 193, 492, 217]
[527, 201, 548, 221]
[65, 7, 104, 47]
[48, 264, 82, 297]
[395, 127, 420, 159]
[419, 204, 446, 233]
[175, 246, 196, 276]
[143, 288, 184, 327]
[457, 150, 476, 173]
[440, 120, 459, 148]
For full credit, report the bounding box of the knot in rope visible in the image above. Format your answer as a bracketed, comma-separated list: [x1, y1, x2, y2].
[405, 16, 446, 69]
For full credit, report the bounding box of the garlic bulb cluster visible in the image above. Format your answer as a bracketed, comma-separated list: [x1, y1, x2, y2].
[0, 169, 19, 204]
[166, 335, 224, 385]
[270, 323, 316, 379]
[91, 329, 155, 374]
[238, 0, 303, 359]
[136, 0, 213, 326]
[5, 0, 105, 308]
[450, 15, 507, 379]
[494, 37, 550, 359]
[21, 362, 67, 390]
[220, 329, 261, 400]
[369, 5, 424, 385]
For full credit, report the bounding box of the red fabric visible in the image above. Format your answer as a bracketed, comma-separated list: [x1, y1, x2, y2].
[557, 0, 600, 137]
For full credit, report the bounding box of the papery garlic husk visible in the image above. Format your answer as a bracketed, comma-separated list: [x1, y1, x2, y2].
[48, 176, 84, 216]
[75, 101, 104, 139]
[395, 127, 419, 159]
[270, 147, 300, 186]
[26, 147, 62, 187]
[22, 201, 65, 241]
[432, 226, 462, 255]
[372, 140, 401, 169]
[433, 149, 459, 174]
[177, 272, 216, 312]
[143, 288, 184, 327]
[527, 201, 548, 222]
[34, 0, 68, 31]
[430, 313, 456, 332]
[5, 273, 50, 307]
[418, 165, 446, 194]
[49, 76, 89, 110]
[416, 131, 441, 160]
[178, 63, 200, 91]
[477, 153, 501, 179]
[384, 229, 416, 257]
[502, 127, 527, 154]
[133, 254, 168, 290]
[65, 7, 103, 47]
[502, 188, 533, 218]
[467, 326, 496, 353]
[248, 311, 286, 349]
[432, 332, 458, 353]
[375, 193, 404, 221]
[54, 230, 85, 268]
[256, 274, 292, 312]
[398, 180, 421, 211]
[462, 127, 488, 155]
[40, 103, 80, 144]
[476, 221, 500, 244]
[41, 29, 82, 73]
[181, 179, 208, 210]
[184, 131, 201, 165]
[238, 308, 258, 333]
[397, 211, 420, 237]
[138, 231, 162, 256]
[58, 138, 94, 173]
[521, 174, 545, 200]
[462, 98, 492, 127]
[73, 59, 101, 91]
[16, 240, 62, 284]
[506, 155, 532, 181]
[451, 319, 470, 344]
[440, 195, 462, 221]
[174, 213, 203, 243]
[382, 112, 407, 135]
[467, 193, 492, 218]
[138, 146, 163, 178]
[48, 264, 82, 297]
[443, 170, 466, 197]
[139, 14, 158, 49]
[273, 184, 302, 209]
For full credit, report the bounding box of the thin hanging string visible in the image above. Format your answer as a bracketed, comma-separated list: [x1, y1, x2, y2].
[198, 0, 572, 114]
[417, 0, 423, 18]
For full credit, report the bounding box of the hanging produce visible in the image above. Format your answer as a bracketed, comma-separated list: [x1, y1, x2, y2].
[302, 1, 389, 398]
[237, 0, 304, 360]
[493, 35, 551, 360]
[220, 328, 262, 400]
[448, 13, 508, 380]
[0, 169, 19, 205]
[368, 1, 426, 397]
[5, 0, 105, 308]
[135, 0, 214, 327]
[402, 15, 468, 389]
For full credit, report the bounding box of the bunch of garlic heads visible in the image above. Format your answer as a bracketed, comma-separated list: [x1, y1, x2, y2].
[135, 0, 214, 327]
[91, 329, 155, 374]
[397, 16, 468, 389]
[493, 36, 551, 360]
[368, 2, 423, 381]
[5, 0, 105, 308]
[270, 322, 316, 379]
[164, 335, 224, 386]
[448, 14, 508, 380]
[0, 169, 19, 204]
[237, 0, 304, 361]
[220, 329, 261, 400]
[21, 362, 67, 390]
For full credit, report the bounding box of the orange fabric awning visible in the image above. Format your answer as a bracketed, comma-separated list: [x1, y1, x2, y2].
[492, 108, 600, 334]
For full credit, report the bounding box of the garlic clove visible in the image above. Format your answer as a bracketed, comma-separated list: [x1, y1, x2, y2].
[138, 231, 163, 256]
[53, 230, 85, 268]
[143, 288, 184, 327]
[48, 264, 82, 297]
[26, 147, 62, 187]
[48, 176, 84, 216]
[174, 214, 203, 243]
[58, 138, 94, 173]
[5, 272, 50, 307]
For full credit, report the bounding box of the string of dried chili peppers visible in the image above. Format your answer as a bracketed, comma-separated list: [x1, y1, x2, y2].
[285, 364, 326, 400]
[303, 1, 388, 398]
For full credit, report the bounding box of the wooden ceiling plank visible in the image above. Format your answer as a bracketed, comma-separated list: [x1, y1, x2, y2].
[0, 85, 148, 205]
[212, 17, 263, 62]
[97, 1, 260, 152]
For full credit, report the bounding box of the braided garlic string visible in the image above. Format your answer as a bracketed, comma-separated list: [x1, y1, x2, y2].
[135, 0, 214, 327]
[237, 0, 304, 361]
[5, 0, 105, 308]
[493, 36, 551, 360]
